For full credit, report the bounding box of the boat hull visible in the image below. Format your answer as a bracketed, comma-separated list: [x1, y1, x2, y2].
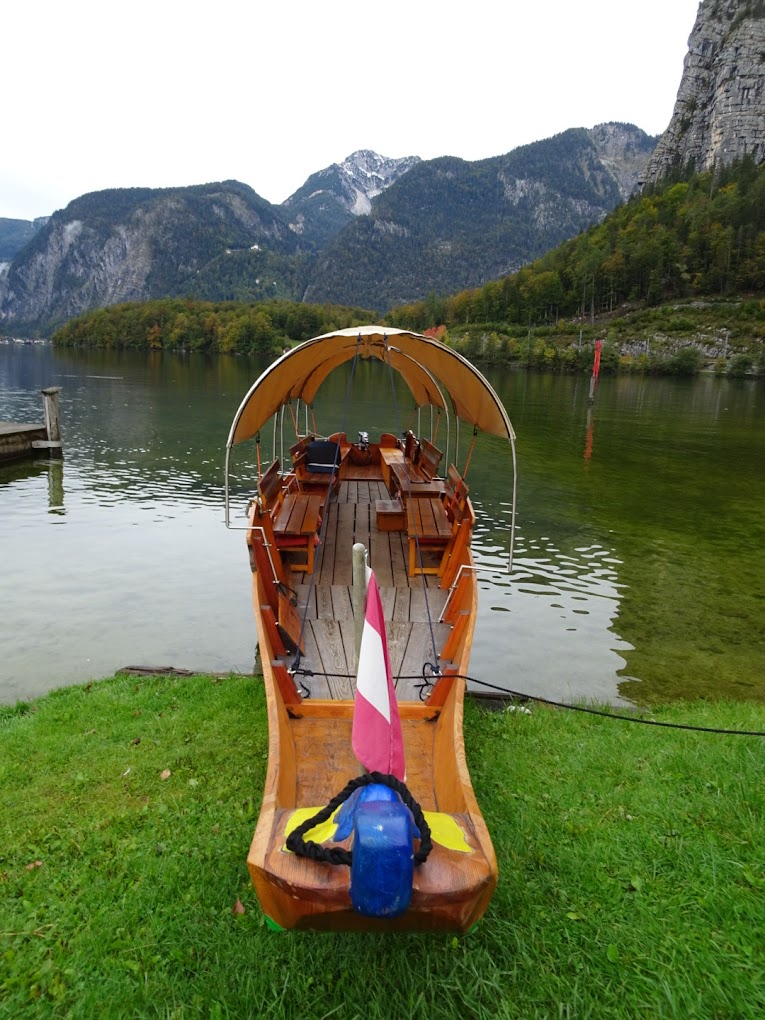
[247, 560, 497, 932]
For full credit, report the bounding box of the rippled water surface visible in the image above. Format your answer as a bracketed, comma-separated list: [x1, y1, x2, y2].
[1, 343, 763, 705]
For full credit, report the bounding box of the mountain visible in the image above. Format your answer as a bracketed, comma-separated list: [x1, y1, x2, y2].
[642, 0, 765, 184]
[282, 149, 421, 250]
[304, 125, 656, 310]
[0, 183, 300, 331]
[0, 132, 654, 330]
[0, 217, 47, 261]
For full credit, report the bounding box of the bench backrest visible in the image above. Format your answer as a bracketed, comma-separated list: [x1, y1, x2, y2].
[403, 430, 418, 462]
[258, 459, 283, 511]
[418, 438, 443, 480]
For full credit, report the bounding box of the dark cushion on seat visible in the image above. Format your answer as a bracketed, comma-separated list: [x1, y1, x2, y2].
[306, 440, 341, 471]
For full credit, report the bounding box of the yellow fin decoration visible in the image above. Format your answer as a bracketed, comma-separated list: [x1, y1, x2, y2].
[283, 807, 339, 852]
[423, 812, 472, 853]
[282, 807, 471, 853]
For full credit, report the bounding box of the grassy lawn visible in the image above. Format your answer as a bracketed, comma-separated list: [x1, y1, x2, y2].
[1, 673, 764, 1018]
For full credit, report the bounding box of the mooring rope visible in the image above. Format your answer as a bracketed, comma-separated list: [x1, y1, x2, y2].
[285, 771, 433, 866]
[286, 668, 765, 738]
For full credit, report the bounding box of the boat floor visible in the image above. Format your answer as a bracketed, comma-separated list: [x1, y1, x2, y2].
[277, 476, 450, 701]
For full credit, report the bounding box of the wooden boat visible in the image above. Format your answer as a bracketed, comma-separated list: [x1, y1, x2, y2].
[225, 325, 516, 931]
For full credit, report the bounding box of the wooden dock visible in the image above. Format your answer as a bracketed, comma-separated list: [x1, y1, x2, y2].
[0, 423, 49, 463]
[0, 387, 63, 464]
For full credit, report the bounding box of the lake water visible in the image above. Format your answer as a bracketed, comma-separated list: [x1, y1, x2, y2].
[1, 342, 763, 707]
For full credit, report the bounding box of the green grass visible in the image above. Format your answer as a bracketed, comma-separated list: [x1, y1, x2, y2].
[2, 674, 764, 1018]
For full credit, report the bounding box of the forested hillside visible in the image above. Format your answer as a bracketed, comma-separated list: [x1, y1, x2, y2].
[383, 158, 765, 377]
[390, 158, 765, 329]
[50, 299, 374, 354]
[51, 160, 765, 378]
[304, 126, 655, 310]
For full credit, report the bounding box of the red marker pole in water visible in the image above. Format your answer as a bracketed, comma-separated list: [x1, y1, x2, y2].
[588, 339, 603, 405]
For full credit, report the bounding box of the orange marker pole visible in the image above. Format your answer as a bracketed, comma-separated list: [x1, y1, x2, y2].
[588, 339, 603, 405]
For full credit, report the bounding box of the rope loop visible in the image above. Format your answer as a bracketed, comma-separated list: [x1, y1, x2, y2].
[285, 771, 433, 866]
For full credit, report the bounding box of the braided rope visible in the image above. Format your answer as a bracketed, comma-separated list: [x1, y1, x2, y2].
[285, 772, 433, 866]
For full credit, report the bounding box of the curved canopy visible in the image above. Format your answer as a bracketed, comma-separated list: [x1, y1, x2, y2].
[227, 325, 515, 447]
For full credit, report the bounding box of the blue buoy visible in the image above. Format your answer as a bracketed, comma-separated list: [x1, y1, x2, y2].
[349, 799, 415, 918]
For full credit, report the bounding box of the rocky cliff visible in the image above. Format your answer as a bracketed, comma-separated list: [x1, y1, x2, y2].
[643, 0, 765, 183]
[0, 184, 299, 331]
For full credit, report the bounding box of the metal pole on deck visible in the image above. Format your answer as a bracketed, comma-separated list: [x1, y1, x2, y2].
[351, 543, 368, 672]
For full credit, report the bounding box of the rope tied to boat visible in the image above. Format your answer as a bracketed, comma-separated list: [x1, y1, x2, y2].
[285, 771, 433, 866]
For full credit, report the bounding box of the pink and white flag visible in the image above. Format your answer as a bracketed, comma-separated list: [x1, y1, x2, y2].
[352, 568, 406, 780]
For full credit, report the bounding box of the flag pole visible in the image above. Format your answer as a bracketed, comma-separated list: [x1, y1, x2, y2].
[352, 543, 367, 671]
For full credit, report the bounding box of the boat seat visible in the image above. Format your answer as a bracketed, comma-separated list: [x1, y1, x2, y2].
[292, 437, 343, 494]
[407, 490, 473, 578]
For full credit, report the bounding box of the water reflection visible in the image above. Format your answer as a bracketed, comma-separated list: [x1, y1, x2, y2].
[470, 503, 633, 704]
[1, 343, 764, 706]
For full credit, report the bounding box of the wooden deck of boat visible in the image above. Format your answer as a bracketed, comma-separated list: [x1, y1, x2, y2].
[284, 476, 449, 701]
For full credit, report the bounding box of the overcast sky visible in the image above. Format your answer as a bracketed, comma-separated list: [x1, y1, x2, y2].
[3, 0, 700, 222]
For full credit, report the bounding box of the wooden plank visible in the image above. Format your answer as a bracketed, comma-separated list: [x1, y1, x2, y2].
[377, 586, 396, 621]
[398, 622, 450, 701]
[385, 621, 412, 680]
[260, 604, 287, 658]
[292, 699, 439, 721]
[310, 619, 353, 699]
[393, 588, 411, 622]
[441, 611, 471, 662]
[410, 585, 448, 623]
[316, 501, 338, 585]
[354, 503, 371, 561]
[295, 584, 316, 621]
[301, 495, 323, 534]
[316, 585, 334, 620]
[338, 620, 358, 691]
[298, 623, 333, 699]
[369, 528, 394, 588]
[332, 503, 356, 585]
[269, 662, 303, 709]
[389, 530, 408, 585]
[331, 585, 353, 621]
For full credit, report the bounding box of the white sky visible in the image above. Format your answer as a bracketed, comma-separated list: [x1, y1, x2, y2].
[2, 0, 700, 222]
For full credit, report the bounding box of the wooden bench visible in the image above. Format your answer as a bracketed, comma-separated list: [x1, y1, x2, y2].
[406, 497, 453, 576]
[406, 488, 473, 579]
[271, 492, 323, 574]
[379, 447, 405, 492]
[255, 459, 322, 575]
[389, 434, 444, 495]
